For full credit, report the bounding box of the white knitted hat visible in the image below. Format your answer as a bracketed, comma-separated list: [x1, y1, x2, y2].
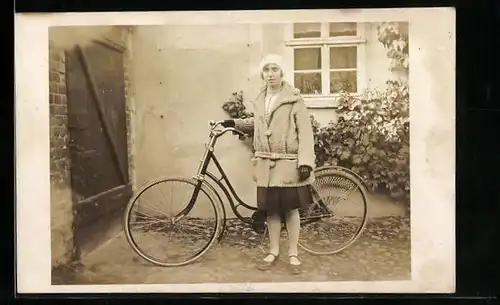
[259, 54, 285, 74]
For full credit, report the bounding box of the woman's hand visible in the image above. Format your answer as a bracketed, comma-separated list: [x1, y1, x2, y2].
[298, 165, 312, 181]
[221, 120, 235, 128]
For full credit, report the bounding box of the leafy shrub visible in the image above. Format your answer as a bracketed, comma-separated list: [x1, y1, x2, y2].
[221, 90, 254, 138]
[376, 22, 409, 72]
[221, 90, 254, 119]
[313, 80, 409, 203]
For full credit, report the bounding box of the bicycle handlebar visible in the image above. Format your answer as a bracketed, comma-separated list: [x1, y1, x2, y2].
[209, 120, 247, 140]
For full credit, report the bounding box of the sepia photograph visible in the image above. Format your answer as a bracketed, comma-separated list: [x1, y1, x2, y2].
[15, 8, 455, 294]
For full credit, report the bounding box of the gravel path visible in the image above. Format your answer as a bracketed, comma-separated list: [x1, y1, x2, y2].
[52, 215, 411, 285]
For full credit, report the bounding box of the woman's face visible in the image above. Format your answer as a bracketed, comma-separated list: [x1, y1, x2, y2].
[262, 63, 282, 87]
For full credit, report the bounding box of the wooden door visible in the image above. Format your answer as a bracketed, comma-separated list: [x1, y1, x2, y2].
[66, 39, 132, 257]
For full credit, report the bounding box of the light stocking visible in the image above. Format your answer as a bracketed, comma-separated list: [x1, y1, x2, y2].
[263, 212, 282, 262]
[285, 208, 301, 265]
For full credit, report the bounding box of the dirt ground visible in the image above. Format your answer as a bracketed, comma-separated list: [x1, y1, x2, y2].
[52, 215, 411, 285]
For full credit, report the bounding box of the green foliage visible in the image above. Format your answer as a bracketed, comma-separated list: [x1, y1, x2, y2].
[376, 22, 409, 72]
[221, 90, 254, 119]
[313, 80, 410, 203]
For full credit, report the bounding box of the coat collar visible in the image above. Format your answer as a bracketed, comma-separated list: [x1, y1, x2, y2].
[254, 81, 302, 118]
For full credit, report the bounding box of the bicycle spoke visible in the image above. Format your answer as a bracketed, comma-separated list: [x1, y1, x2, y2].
[158, 184, 170, 214]
[137, 197, 172, 219]
[131, 218, 165, 230]
[169, 182, 174, 216]
[134, 209, 167, 222]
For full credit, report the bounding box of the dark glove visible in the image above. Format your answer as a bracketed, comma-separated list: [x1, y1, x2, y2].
[221, 119, 235, 128]
[298, 165, 312, 181]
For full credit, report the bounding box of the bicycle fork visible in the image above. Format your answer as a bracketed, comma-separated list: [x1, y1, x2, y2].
[173, 137, 215, 223]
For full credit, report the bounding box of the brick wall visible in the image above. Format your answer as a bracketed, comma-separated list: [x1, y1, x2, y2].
[49, 40, 75, 267]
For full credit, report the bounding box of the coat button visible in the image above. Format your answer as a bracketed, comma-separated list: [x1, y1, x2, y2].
[269, 161, 276, 168]
[265, 130, 272, 136]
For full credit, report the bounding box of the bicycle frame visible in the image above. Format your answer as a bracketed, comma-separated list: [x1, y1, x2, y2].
[173, 121, 333, 237]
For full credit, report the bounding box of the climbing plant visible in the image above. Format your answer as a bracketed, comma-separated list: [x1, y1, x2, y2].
[376, 22, 409, 73]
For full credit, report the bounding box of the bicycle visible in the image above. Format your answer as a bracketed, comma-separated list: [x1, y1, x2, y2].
[124, 120, 369, 267]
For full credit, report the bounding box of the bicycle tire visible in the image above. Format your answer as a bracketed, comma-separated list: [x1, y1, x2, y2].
[298, 167, 369, 255]
[123, 177, 222, 267]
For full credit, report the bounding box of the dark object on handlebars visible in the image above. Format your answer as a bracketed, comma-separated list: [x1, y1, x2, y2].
[212, 119, 246, 141]
[222, 119, 245, 139]
[221, 120, 235, 128]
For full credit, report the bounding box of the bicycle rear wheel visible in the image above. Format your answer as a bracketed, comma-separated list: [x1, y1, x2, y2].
[124, 177, 221, 267]
[298, 167, 369, 255]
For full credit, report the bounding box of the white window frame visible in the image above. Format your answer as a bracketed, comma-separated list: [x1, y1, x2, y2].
[284, 22, 367, 108]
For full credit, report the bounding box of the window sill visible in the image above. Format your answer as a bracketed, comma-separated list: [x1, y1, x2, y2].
[285, 37, 367, 47]
[302, 92, 361, 109]
[303, 96, 340, 109]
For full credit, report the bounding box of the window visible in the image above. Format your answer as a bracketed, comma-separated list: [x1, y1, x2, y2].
[284, 22, 366, 107]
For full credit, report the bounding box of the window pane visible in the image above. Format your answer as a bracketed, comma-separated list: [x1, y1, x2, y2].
[293, 23, 321, 38]
[330, 71, 357, 93]
[294, 48, 321, 70]
[329, 22, 357, 36]
[295, 73, 322, 94]
[330, 47, 357, 69]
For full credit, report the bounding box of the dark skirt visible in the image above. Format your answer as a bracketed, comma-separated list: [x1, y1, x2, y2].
[257, 185, 313, 217]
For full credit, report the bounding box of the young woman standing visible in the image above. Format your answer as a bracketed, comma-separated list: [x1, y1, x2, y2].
[222, 54, 316, 275]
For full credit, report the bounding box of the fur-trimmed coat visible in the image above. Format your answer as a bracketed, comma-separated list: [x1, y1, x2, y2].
[234, 81, 316, 188]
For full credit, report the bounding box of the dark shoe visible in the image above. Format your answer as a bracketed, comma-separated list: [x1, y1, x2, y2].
[288, 255, 302, 275]
[257, 253, 279, 271]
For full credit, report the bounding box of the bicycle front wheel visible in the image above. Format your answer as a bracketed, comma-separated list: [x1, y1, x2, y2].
[298, 167, 369, 255]
[124, 177, 221, 267]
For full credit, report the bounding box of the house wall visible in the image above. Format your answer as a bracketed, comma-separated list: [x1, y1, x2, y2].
[49, 26, 133, 267]
[130, 23, 403, 218]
